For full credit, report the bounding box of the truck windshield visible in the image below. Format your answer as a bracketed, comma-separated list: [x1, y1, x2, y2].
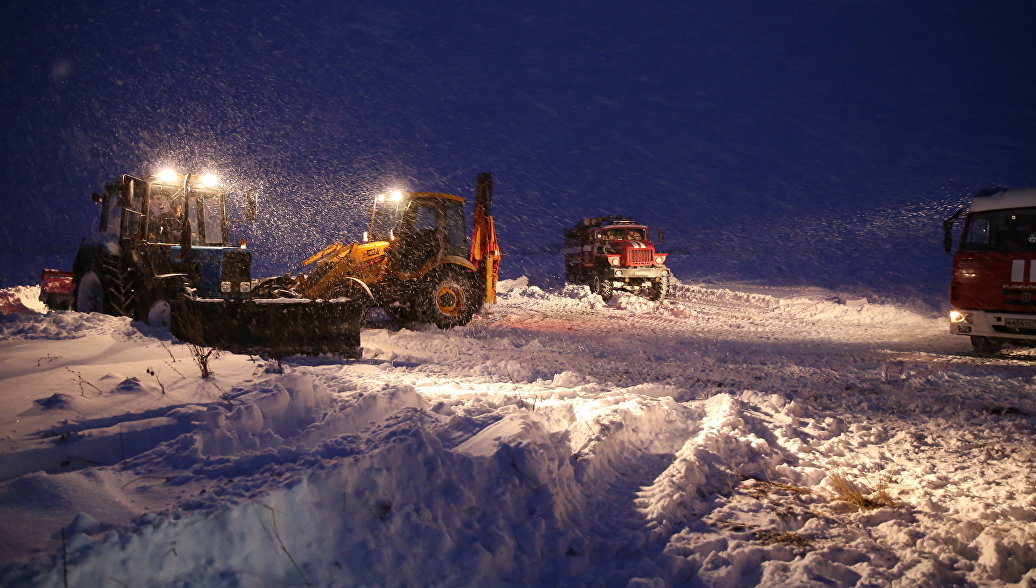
[962, 207, 1036, 253]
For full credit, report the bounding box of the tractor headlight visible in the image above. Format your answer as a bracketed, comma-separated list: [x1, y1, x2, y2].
[949, 310, 972, 324]
[197, 172, 220, 188]
[157, 168, 179, 183]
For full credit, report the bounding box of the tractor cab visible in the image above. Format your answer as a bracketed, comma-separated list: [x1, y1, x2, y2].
[81, 170, 258, 304]
[97, 171, 232, 247]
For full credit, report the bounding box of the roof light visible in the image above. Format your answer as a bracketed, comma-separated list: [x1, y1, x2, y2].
[388, 189, 404, 202]
[157, 168, 179, 183]
[197, 172, 220, 188]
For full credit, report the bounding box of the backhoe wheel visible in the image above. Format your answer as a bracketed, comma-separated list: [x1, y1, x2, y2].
[971, 336, 1003, 357]
[421, 270, 476, 329]
[644, 275, 670, 301]
[591, 274, 613, 301]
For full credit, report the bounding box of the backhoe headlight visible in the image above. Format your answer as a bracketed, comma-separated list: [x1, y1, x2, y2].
[221, 281, 232, 293]
[949, 310, 972, 324]
[240, 281, 252, 293]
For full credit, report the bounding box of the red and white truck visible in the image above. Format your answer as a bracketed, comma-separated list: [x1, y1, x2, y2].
[944, 188, 1036, 355]
[563, 216, 670, 301]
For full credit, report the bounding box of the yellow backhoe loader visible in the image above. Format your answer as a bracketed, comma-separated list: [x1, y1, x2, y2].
[292, 173, 500, 328]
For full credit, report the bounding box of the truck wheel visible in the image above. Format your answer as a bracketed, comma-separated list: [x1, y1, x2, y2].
[564, 264, 582, 284]
[591, 275, 613, 301]
[644, 275, 670, 301]
[421, 270, 476, 328]
[970, 336, 1003, 356]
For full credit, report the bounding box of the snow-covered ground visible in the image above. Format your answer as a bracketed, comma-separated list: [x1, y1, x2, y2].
[0, 277, 1033, 587]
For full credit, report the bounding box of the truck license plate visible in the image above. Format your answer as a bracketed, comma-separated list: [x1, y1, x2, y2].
[1005, 318, 1036, 329]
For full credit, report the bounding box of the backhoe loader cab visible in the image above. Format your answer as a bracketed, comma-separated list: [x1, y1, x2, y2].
[370, 192, 469, 273]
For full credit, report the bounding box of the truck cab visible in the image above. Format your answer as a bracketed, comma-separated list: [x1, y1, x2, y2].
[946, 188, 1036, 354]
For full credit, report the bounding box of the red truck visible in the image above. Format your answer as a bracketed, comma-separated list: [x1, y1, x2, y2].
[944, 188, 1036, 355]
[563, 216, 670, 301]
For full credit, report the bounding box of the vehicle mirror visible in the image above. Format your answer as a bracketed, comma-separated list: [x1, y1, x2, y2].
[118, 179, 133, 208]
[942, 208, 964, 254]
[657, 228, 665, 243]
[244, 191, 259, 221]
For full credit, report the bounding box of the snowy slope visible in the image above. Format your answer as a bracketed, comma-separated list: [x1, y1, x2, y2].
[0, 278, 1033, 587]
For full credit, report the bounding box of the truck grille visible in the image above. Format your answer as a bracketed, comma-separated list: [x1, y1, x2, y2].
[625, 249, 653, 266]
[1003, 288, 1036, 307]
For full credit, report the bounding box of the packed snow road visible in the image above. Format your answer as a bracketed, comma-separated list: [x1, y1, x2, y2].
[0, 278, 1033, 587]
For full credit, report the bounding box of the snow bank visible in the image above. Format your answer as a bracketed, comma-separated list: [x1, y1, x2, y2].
[0, 279, 1033, 586]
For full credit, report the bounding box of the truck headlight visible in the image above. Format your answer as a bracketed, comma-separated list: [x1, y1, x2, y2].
[949, 310, 972, 324]
[609, 257, 620, 266]
[655, 255, 664, 264]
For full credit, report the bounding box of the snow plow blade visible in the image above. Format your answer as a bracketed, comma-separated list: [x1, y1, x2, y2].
[169, 298, 365, 359]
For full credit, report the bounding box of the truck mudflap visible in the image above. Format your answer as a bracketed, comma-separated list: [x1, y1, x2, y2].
[170, 297, 366, 359]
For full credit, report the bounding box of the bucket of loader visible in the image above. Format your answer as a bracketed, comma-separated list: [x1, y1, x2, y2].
[169, 297, 366, 359]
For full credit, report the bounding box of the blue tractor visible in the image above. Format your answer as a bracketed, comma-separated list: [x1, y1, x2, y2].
[64, 169, 365, 358]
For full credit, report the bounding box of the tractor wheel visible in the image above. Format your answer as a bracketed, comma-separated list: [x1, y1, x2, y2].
[384, 303, 420, 324]
[145, 298, 172, 328]
[644, 275, 670, 301]
[102, 257, 136, 316]
[591, 274, 613, 301]
[420, 270, 477, 329]
[74, 258, 136, 317]
[136, 288, 172, 328]
[74, 269, 106, 313]
[970, 336, 1004, 356]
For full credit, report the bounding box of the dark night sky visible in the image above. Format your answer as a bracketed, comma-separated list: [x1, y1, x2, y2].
[2, 1, 1035, 300]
